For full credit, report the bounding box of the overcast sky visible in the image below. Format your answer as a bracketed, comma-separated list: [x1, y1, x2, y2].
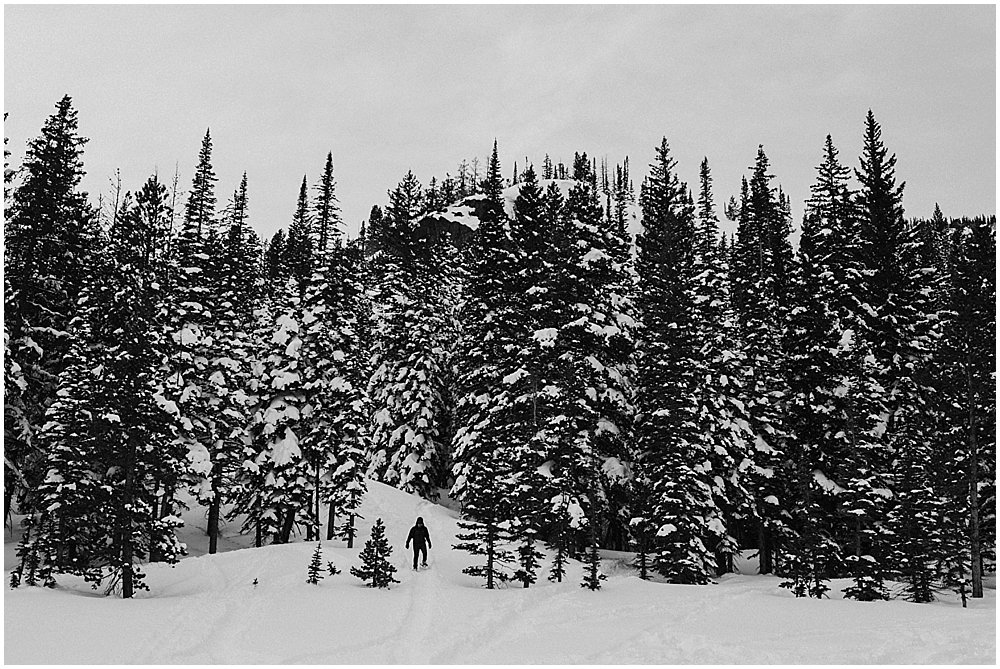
[5, 4, 995, 242]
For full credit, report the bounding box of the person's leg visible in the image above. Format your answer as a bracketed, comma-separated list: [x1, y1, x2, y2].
[412, 544, 419, 570]
[419, 545, 427, 566]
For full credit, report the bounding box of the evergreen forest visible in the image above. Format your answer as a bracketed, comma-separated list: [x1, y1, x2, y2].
[4, 96, 995, 603]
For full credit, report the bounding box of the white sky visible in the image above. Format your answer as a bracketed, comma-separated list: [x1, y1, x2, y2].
[4, 5, 995, 242]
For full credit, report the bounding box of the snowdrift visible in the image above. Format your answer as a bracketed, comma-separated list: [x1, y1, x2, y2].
[4, 481, 996, 664]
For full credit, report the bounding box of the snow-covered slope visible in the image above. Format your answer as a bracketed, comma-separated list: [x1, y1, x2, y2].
[4, 482, 996, 664]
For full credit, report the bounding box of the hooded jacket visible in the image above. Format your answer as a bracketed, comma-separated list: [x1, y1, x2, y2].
[406, 519, 431, 549]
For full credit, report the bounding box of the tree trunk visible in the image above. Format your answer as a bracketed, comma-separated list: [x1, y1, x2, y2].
[965, 346, 983, 598]
[278, 508, 296, 544]
[4, 484, 14, 528]
[121, 432, 138, 599]
[327, 503, 337, 542]
[347, 514, 355, 549]
[207, 479, 221, 555]
[486, 523, 495, 590]
[311, 463, 321, 542]
[758, 524, 772, 574]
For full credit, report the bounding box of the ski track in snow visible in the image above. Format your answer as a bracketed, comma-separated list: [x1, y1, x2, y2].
[5, 481, 996, 664]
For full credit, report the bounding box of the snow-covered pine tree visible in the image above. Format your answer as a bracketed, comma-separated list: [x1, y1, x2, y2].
[690, 157, 755, 576]
[453, 447, 516, 589]
[502, 166, 566, 579]
[367, 171, 456, 498]
[728, 147, 792, 575]
[4, 96, 97, 519]
[451, 142, 523, 586]
[779, 136, 863, 597]
[351, 518, 400, 588]
[934, 216, 995, 600]
[298, 157, 370, 543]
[12, 187, 186, 597]
[241, 282, 315, 544]
[847, 111, 938, 600]
[633, 138, 716, 584]
[539, 153, 635, 568]
[284, 176, 315, 291]
[161, 132, 253, 555]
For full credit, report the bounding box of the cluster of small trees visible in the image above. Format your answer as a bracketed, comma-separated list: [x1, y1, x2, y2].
[4, 96, 994, 602]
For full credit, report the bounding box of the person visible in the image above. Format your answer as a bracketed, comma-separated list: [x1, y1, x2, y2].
[405, 517, 432, 570]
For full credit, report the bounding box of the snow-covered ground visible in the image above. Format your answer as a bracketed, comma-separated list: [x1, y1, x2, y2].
[5, 482, 995, 664]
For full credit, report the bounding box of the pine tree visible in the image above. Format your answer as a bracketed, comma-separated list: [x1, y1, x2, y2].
[542, 155, 635, 563]
[847, 111, 937, 600]
[779, 136, 864, 597]
[367, 171, 456, 498]
[298, 165, 370, 543]
[285, 175, 314, 290]
[161, 133, 253, 556]
[451, 142, 524, 547]
[307, 542, 325, 584]
[728, 146, 791, 575]
[12, 189, 185, 597]
[351, 518, 400, 588]
[634, 138, 716, 584]
[240, 288, 315, 544]
[691, 157, 755, 575]
[454, 449, 515, 589]
[5, 95, 97, 518]
[314, 153, 339, 256]
[930, 216, 995, 600]
[185, 129, 217, 236]
[265, 229, 288, 291]
[512, 521, 545, 588]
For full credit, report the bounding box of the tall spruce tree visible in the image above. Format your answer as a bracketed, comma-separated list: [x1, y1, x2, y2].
[691, 157, 755, 575]
[935, 216, 995, 599]
[162, 132, 251, 555]
[11, 186, 185, 597]
[5, 95, 97, 518]
[728, 146, 791, 575]
[298, 157, 370, 543]
[285, 175, 315, 290]
[779, 136, 864, 596]
[367, 171, 457, 497]
[185, 129, 217, 236]
[848, 111, 937, 600]
[634, 138, 716, 583]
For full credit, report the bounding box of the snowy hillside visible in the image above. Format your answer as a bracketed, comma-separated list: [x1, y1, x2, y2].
[5, 482, 995, 664]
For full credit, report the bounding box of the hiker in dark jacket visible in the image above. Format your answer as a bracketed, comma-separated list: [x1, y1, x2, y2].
[405, 517, 432, 570]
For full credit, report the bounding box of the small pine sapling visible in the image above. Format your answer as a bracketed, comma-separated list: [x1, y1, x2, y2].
[581, 513, 607, 591]
[842, 554, 890, 601]
[307, 543, 324, 585]
[350, 518, 399, 589]
[327, 561, 342, 577]
[513, 528, 545, 589]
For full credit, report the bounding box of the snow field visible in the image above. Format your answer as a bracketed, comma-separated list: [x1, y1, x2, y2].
[5, 481, 996, 664]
